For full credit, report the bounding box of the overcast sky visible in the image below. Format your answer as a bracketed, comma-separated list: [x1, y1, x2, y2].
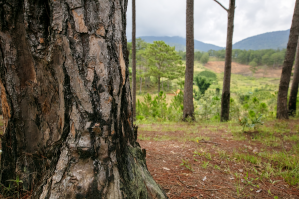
[126, 0, 296, 47]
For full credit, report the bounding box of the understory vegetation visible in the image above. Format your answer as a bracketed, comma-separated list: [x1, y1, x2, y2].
[136, 67, 298, 123]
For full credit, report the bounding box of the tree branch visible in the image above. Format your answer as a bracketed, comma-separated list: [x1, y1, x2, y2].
[213, 0, 228, 12]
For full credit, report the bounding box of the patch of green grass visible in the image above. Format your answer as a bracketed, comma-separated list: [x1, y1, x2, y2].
[138, 134, 151, 141]
[201, 161, 209, 169]
[283, 134, 299, 142]
[233, 152, 261, 165]
[180, 159, 193, 171]
[278, 166, 299, 186]
[218, 149, 230, 160]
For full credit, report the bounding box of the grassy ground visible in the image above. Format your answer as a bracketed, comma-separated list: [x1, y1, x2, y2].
[137, 118, 299, 198]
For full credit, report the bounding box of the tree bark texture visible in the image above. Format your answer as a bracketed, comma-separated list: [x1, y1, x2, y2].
[132, 0, 136, 120]
[288, 37, 299, 116]
[183, 0, 194, 120]
[0, 1, 167, 198]
[220, 0, 235, 122]
[277, 0, 299, 119]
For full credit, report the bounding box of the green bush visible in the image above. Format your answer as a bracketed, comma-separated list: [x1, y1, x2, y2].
[200, 53, 210, 64]
[194, 76, 212, 98]
[197, 71, 217, 82]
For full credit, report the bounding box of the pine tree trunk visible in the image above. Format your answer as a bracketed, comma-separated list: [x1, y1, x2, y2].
[132, 0, 136, 121]
[277, 0, 299, 119]
[0, 1, 167, 198]
[221, 0, 235, 122]
[183, 0, 194, 120]
[288, 37, 299, 116]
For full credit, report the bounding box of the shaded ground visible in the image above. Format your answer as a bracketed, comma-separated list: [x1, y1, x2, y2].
[205, 61, 282, 78]
[138, 119, 299, 199]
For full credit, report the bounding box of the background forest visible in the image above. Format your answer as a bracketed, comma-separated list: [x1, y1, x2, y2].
[127, 39, 298, 123]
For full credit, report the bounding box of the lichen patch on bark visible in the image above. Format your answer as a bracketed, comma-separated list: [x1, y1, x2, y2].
[118, 44, 126, 86]
[96, 25, 106, 37]
[100, 92, 112, 122]
[72, 8, 88, 33]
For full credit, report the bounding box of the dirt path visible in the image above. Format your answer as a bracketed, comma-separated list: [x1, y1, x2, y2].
[205, 61, 282, 78]
[138, 121, 299, 199]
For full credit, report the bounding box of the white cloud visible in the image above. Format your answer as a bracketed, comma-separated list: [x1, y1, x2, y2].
[126, 0, 296, 47]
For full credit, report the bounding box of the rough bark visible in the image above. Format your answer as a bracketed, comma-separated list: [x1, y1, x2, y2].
[288, 38, 299, 116]
[0, 1, 167, 198]
[132, 0, 136, 121]
[220, 0, 235, 122]
[277, 0, 299, 119]
[183, 0, 194, 120]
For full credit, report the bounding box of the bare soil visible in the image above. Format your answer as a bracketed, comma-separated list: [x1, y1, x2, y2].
[205, 61, 282, 78]
[138, 120, 299, 199]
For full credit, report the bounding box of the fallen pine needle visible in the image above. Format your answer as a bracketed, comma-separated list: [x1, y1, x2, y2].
[197, 139, 221, 146]
[177, 176, 231, 191]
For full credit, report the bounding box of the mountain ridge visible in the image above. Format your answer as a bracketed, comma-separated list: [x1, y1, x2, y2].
[129, 29, 290, 52]
[232, 29, 290, 50]
[129, 36, 223, 52]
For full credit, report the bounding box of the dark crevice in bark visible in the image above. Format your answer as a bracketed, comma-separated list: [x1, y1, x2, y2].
[1, 120, 17, 186]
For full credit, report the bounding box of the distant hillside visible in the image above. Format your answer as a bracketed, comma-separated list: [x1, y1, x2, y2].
[133, 36, 223, 52]
[128, 30, 290, 52]
[233, 29, 290, 50]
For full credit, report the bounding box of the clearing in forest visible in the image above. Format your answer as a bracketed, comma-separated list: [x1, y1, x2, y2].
[205, 61, 282, 78]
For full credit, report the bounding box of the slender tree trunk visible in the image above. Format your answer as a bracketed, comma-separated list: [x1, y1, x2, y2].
[221, 0, 235, 122]
[139, 77, 142, 94]
[162, 78, 164, 91]
[288, 37, 299, 116]
[158, 75, 161, 93]
[277, 0, 299, 119]
[132, 0, 136, 121]
[0, 1, 167, 198]
[183, 0, 194, 120]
